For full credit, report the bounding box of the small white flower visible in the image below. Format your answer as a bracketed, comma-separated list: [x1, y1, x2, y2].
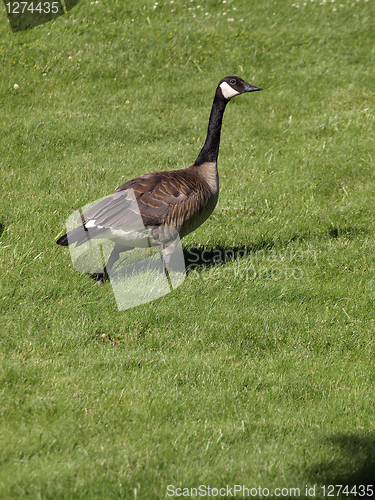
[125, 100, 130, 104]
[13, 84, 19, 89]
[43, 73, 47, 76]
[239, 18, 243, 21]
[228, 18, 234, 21]
[69, 56, 72, 59]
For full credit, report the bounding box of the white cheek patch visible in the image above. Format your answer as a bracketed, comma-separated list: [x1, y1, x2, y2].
[220, 81, 240, 100]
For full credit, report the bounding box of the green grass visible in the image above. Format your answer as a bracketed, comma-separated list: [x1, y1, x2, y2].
[1, 0, 375, 498]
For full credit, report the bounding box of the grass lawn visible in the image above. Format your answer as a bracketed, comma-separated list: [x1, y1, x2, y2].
[1, 0, 375, 498]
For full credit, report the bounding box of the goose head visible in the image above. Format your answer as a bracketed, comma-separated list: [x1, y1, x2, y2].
[218, 76, 262, 101]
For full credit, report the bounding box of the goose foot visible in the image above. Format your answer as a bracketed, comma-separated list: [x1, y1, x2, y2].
[94, 269, 109, 284]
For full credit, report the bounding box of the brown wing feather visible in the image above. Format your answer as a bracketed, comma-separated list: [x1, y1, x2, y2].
[113, 168, 200, 229]
[78, 192, 143, 228]
[77, 166, 208, 230]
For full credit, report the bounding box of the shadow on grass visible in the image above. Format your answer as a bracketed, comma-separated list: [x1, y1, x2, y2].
[0, 222, 5, 239]
[88, 239, 276, 282]
[328, 225, 365, 239]
[306, 433, 375, 497]
[183, 239, 274, 274]
[242, 434, 375, 500]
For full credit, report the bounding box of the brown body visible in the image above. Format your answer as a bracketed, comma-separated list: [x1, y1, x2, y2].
[114, 161, 218, 241]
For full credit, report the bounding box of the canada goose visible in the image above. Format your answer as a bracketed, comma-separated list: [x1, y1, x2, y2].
[57, 76, 262, 281]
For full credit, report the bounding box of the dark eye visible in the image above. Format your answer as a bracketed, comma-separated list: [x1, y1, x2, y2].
[230, 79, 236, 85]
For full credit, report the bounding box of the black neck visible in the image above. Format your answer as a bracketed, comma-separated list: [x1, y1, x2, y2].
[194, 93, 228, 166]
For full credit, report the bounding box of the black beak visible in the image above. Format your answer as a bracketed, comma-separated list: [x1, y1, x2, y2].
[244, 82, 263, 92]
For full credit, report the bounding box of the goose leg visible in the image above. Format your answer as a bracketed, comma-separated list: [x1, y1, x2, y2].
[162, 252, 171, 280]
[98, 245, 133, 283]
[97, 246, 119, 283]
[161, 244, 175, 291]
